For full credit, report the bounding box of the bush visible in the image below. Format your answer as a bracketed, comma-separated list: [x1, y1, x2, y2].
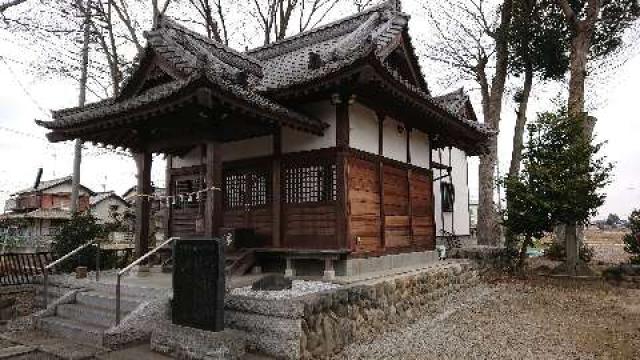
[623, 209, 640, 264]
[545, 242, 593, 263]
[51, 213, 120, 273]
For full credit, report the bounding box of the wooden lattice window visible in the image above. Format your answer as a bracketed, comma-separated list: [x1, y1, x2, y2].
[223, 168, 270, 210]
[284, 163, 336, 204]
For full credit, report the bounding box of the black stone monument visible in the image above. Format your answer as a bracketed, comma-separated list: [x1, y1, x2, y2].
[172, 239, 225, 331]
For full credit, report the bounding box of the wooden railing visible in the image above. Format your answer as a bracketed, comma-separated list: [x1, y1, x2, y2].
[0, 252, 52, 286]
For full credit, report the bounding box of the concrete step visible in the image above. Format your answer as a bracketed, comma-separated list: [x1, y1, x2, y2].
[56, 303, 127, 329]
[76, 292, 141, 313]
[88, 282, 166, 299]
[38, 316, 107, 346]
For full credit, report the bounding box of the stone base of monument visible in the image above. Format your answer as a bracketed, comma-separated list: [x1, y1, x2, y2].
[151, 320, 247, 359]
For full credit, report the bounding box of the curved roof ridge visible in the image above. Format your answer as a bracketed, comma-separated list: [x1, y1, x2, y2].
[247, 0, 398, 60]
[152, 16, 263, 75]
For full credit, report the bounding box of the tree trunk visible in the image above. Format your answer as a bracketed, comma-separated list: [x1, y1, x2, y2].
[563, 28, 594, 271]
[476, 0, 513, 246]
[508, 66, 533, 177]
[517, 235, 532, 273]
[565, 222, 578, 276]
[71, 0, 91, 214]
[567, 31, 590, 118]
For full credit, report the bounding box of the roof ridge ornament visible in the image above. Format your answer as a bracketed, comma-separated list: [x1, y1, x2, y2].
[331, 12, 380, 61]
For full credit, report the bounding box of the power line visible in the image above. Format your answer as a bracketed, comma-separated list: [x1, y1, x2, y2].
[0, 56, 52, 119]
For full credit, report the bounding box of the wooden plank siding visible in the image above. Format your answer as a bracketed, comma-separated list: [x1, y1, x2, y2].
[347, 150, 435, 256]
[410, 171, 436, 250]
[348, 156, 382, 253]
[166, 145, 435, 255]
[283, 204, 337, 249]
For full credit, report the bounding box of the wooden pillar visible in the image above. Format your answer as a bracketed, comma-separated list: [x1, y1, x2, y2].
[335, 94, 350, 250]
[164, 155, 172, 239]
[205, 141, 223, 238]
[406, 128, 412, 239]
[272, 128, 282, 247]
[377, 112, 386, 249]
[134, 151, 152, 259]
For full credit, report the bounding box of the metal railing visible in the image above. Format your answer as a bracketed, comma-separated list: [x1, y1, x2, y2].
[115, 237, 179, 325]
[43, 241, 101, 307]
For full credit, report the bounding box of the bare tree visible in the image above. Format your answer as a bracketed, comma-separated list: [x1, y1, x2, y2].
[0, 0, 26, 13]
[423, 0, 513, 246]
[248, 0, 342, 45]
[352, 0, 378, 12]
[185, 0, 228, 43]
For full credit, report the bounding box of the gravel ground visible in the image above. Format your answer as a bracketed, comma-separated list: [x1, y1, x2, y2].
[230, 280, 340, 299]
[333, 278, 640, 359]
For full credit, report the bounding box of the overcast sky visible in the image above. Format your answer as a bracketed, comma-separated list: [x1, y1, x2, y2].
[0, 1, 638, 220]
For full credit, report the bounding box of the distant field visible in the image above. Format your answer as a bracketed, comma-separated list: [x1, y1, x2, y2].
[584, 228, 626, 244]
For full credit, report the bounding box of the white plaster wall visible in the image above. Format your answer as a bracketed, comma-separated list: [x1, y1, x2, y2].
[91, 197, 129, 224]
[349, 102, 379, 154]
[451, 148, 470, 236]
[170, 136, 275, 168]
[410, 129, 430, 169]
[282, 101, 336, 153]
[221, 135, 273, 162]
[432, 147, 470, 236]
[382, 117, 407, 162]
[171, 146, 201, 168]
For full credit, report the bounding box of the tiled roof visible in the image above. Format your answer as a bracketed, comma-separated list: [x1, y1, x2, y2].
[1, 208, 72, 220]
[434, 88, 470, 119]
[38, 70, 326, 134]
[36, 0, 490, 144]
[13, 175, 72, 195]
[248, 1, 415, 91]
[90, 191, 128, 206]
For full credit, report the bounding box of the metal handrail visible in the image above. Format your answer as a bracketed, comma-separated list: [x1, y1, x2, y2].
[43, 240, 101, 307]
[115, 236, 179, 324]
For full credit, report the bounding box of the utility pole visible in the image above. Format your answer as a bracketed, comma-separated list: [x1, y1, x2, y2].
[70, 0, 91, 214]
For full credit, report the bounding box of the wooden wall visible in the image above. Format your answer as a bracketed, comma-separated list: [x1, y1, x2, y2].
[348, 157, 381, 253]
[283, 204, 337, 249]
[347, 151, 435, 256]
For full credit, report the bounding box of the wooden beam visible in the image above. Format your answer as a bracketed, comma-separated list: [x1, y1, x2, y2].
[272, 129, 282, 248]
[204, 141, 223, 238]
[134, 151, 152, 259]
[377, 112, 386, 249]
[335, 96, 350, 250]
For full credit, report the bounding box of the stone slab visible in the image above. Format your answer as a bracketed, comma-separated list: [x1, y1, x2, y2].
[150, 321, 246, 360]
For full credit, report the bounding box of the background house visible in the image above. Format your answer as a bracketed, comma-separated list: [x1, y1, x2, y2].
[1, 175, 95, 249]
[90, 191, 133, 245]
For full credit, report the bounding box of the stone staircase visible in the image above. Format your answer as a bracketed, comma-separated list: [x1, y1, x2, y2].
[33, 280, 160, 347]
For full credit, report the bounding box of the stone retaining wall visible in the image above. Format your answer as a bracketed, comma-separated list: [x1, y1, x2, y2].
[225, 261, 481, 359]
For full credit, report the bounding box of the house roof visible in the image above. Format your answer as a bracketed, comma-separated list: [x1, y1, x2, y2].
[1, 208, 72, 220]
[433, 88, 478, 121]
[90, 191, 129, 207]
[122, 186, 165, 200]
[36, 0, 491, 152]
[12, 175, 96, 196]
[40, 68, 327, 137]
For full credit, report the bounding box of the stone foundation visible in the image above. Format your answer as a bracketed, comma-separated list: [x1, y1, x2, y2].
[225, 260, 480, 359]
[336, 250, 439, 277]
